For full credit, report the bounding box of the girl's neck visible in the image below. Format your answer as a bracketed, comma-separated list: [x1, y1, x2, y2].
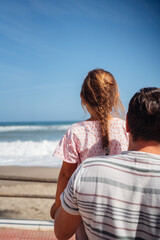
[86, 117, 96, 121]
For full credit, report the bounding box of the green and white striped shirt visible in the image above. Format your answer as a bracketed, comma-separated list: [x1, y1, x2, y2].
[61, 151, 160, 240]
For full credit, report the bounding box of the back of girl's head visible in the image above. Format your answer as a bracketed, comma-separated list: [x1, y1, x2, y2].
[80, 68, 125, 120]
[80, 68, 125, 151]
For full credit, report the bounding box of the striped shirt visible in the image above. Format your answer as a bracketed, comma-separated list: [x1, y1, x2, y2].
[60, 151, 160, 240]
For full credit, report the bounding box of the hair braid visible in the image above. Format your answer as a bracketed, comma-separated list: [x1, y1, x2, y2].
[97, 104, 109, 153]
[80, 68, 125, 154]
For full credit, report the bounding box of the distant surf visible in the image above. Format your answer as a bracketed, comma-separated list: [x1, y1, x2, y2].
[0, 121, 76, 166]
[0, 124, 71, 132]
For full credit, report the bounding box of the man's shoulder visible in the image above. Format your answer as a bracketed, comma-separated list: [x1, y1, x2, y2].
[75, 151, 160, 181]
[81, 151, 160, 167]
[80, 152, 128, 169]
[80, 151, 155, 168]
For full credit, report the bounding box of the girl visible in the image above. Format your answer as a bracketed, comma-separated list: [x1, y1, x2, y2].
[50, 68, 128, 220]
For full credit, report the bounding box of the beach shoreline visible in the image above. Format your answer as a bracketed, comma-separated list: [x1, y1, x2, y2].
[0, 166, 60, 181]
[0, 166, 60, 220]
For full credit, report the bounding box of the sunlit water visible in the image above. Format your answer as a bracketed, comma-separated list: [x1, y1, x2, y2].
[0, 121, 76, 166]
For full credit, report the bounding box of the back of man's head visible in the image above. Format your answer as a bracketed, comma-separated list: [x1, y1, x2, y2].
[127, 87, 160, 142]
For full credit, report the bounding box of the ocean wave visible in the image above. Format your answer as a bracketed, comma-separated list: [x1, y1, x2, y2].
[0, 124, 71, 132]
[0, 155, 62, 167]
[0, 140, 59, 156]
[0, 140, 62, 166]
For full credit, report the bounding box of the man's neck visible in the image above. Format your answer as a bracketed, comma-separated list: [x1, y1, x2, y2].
[128, 139, 160, 155]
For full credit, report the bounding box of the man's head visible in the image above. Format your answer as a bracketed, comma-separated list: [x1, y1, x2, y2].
[127, 87, 160, 143]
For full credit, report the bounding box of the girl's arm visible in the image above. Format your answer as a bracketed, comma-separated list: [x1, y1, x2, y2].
[50, 161, 78, 219]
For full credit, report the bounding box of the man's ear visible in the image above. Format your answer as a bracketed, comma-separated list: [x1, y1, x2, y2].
[126, 114, 130, 133]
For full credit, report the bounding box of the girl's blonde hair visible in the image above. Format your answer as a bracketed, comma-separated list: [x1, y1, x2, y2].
[80, 68, 125, 152]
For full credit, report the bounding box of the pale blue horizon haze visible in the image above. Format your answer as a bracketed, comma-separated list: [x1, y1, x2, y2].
[0, 0, 160, 122]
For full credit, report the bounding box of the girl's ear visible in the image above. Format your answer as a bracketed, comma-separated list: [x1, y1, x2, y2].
[126, 114, 130, 133]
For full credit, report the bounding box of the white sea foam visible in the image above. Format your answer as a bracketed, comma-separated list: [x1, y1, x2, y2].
[0, 124, 71, 132]
[0, 140, 62, 166]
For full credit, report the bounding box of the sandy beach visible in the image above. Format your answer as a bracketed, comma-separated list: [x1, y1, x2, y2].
[0, 166, 60, 220]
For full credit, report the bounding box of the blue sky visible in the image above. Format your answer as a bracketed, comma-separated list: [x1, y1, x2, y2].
[0, 0, 160, 122]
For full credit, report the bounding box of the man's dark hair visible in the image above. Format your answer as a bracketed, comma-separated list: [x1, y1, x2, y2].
[127, 87, 160, 142]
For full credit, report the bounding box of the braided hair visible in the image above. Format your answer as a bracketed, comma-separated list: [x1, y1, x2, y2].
[80, 69, 125, 153]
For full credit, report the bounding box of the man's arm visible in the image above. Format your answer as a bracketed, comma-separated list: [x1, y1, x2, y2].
[54, 206, 82, 240]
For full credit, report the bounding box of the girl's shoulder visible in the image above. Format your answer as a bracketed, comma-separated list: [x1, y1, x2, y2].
[109, 117, 125, 126]
[69, 118, 125, 132]
[68, 120, 100, 134]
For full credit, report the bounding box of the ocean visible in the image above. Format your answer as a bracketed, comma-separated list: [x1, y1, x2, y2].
[0, 121, 76, 167]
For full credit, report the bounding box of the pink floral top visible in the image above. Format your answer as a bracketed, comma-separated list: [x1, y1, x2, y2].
[53, 117, 129, 165]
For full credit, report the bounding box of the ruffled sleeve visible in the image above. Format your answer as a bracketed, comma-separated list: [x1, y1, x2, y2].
[53, 126, 80, 164]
